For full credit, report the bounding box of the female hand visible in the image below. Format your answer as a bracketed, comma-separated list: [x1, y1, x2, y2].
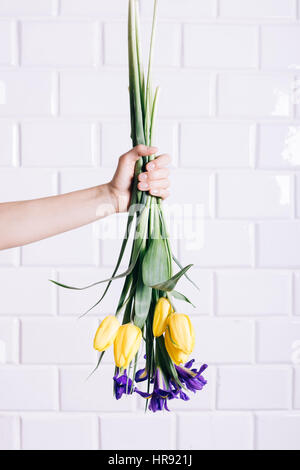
[108, 145, 171, 213]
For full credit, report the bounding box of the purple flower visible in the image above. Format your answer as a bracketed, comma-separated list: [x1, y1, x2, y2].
[113, 369, 133, 400]
[135, 369, 177, 412]
[175, 360, 208, 395]
[135, 367, 148, 383]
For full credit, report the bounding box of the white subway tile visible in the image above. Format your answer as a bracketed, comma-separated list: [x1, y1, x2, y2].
[59, 168, 112, 193]
[57, 268, 128, 317]
[21, 318, 98, 365]
[158, 71, 211, 118]
[219, 0, 296, 18]
[257, 320, 300, 363]
[21, 122, 94, 167]
[61, 70, 211, 118]
[141, 0, 216, 18]
[0, 416, 19, 450]
[0, 169, 56, 201]
[60, 366, 135, 411]
[192, 318, 254, 364]
[0, 319, 18, 364]
[217, 173, 293, 218]
[258, 124, 300, 168]
[178, 413, 253, 450]
[99, 414, 175, 450]
[22, 416, 98, 450]
[0, 366, 57, 410]
[217, 271, 291, 316]
[218, 75, 292, 118]
[0, 71, 53, 117]
[180, 221, 253, 267]
[0, 269, 53, 315]
[0, 248, 19, 266]
[172, 269, 213, 316]
[295, 369, 300, 408]
[185, 25, 257, 68]
[261, 26, 300, 70]
[104, 21, 181, 67]
[0, 21, 13, 65]
[22, 226, 97, 266]
[60, 70, 128, 117]
[0, 0, 53, 15]
[101, 121, 131, 167]
[218, 367, 291, 410]
[21, 21, 97, 67]
[181, 122, 252, 168]
[257, 414, 300, 450]
[0, 121, 14, 166]
[61, 0, 128, 18]
[167, 170, 214, 217]
[258, 222, 300, 267]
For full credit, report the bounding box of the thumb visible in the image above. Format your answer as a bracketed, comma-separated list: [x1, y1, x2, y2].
[125, 145, 158, 162]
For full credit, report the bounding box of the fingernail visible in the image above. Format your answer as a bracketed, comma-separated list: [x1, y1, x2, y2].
[140, 183, 149, 190]
[148, 163, 155, 171]
[151, 189, 159, 196]
[140, 173, 148, 181]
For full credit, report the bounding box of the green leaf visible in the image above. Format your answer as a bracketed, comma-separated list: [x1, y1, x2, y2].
[171, 290, 196, 308]
[156, 335, 181, 387]
[134, 277, 152, 329]
[151, 264, 193, 292]
[173, 255, 200, 291]
[142, 239, 170, 287]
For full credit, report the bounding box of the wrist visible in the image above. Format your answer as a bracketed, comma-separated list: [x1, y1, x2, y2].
[95, 184, 118, 218]
[105, 182, 129, 214]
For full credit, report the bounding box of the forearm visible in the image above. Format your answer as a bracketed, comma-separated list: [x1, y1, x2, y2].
[0, 184, 116, 250]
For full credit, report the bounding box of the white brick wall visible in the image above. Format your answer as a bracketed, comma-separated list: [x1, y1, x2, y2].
[0, 0, 299, 451]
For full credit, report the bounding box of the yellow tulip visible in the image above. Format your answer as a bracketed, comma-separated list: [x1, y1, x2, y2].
[114, 323, 142, 369]
[94, 315, 120, 352]
[153, 297, 172, 337]
[165, 329, 189, 365]
[164, 313, 195, 365]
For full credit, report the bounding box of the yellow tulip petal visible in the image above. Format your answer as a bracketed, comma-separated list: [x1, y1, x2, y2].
[114, 323, 142, 369]
[94, 315, 120, 352]
[153, 297, 172, 337]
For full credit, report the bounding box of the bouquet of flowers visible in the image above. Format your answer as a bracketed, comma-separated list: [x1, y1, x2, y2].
[53, 0, 207, 412]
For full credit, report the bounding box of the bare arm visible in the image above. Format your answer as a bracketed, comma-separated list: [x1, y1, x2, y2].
[0, 145, 171, 251]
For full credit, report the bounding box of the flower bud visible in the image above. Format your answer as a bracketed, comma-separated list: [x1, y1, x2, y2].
[165, 329, 189, 365]
[94, 315, 120, 352]
[165, 313, 195, 365]
[114, 323, 142, 369]
[153, 297, 172, 337]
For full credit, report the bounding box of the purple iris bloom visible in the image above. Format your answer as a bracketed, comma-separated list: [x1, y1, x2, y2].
[135, 369, 177, 412]
[113, 369, 133, 400]
[135, 367, 148, 383]
[175, 360, 208, 395]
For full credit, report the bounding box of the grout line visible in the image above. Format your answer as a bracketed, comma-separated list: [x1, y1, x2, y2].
[257, 25, 262, 70]
[52, 0, 60, 17]
[101, 22, 106, 67]
[212, 271, 217, 317]
[180, 23, 185, 68]
[12, 122, 21, 167]
[214, 0, 220, 19]
[209, 73, 218, 118]
[11, 21, 20, 67]
[253, 413, 258, 450]
[249, 122, 258, 169]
